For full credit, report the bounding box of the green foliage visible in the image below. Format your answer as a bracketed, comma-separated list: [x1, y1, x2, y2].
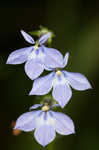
[29, 26, 55, 46]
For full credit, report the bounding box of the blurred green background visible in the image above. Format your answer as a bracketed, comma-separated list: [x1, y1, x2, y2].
[0, 0, 98, 150]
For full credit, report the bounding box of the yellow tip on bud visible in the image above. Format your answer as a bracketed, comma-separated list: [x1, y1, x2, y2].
[42, 105, 50, 111]
[34, 45, 38, 50]
[56, 70, 62, 76]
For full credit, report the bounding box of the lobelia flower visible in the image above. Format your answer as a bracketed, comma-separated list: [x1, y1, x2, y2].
[29, 52, 92, 108]
[14, 100, 75, 147]
[6, 30, 63, 80]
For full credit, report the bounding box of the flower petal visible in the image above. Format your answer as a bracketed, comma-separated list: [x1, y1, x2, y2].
[29, 73, 54, 95]
[52, 77, 72, 108]
[25, 60, 44, 80]
[43, 46, 64, 68]
[52, 111, 75, 135]
[61, 52, 69, 68]
[39, 32, 51, 45]
[44, 65, 54, 71]
[34, 125, 56, 147]
[14, 110, 41, 132]
[21, 30, 35, 44]
[65, 71, 92, 91]
[29, 104, 42, 110]
[6, 46, 33, 64]
[52, 104, 60, 108]
[27, 47, 45, 63]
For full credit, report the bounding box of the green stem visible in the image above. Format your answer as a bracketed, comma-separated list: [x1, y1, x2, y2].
[47, 142, 54, 150]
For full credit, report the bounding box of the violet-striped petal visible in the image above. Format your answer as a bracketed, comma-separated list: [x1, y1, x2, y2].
[14, 111, 41, 132]
[61, 52, 69, 68]
[29, 104, 42, 110]
[65, 71, 92, 91]
[43, 46, 64, 68]
[35, 111, 55, 128]
[34, 125, 56, 147]
[52, 79, 72, 108]
[52, 104, 60, 108]
[28, 47, 45, 63]
[39, 32, 51, 45]
[6, 46, 33, 64]
[52, 111, 75, 135]
[21, 30, 35, 44]
[29, 73, 54, 95]
[25, 60, 44, 80]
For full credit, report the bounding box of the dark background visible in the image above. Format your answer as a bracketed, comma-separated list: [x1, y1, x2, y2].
[0, 0, 99, 150]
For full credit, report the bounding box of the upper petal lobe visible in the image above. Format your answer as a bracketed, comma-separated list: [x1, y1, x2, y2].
[61, 52, 69, 68]
[29, 104, 42, 110]
[21, 30, 35, 44]
[39, 32, 51, 45]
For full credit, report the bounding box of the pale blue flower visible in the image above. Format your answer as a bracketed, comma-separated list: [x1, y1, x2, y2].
[14, 103, 75, 147]
[6, 30, 63, 80]
[30, 52, 92, 108]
